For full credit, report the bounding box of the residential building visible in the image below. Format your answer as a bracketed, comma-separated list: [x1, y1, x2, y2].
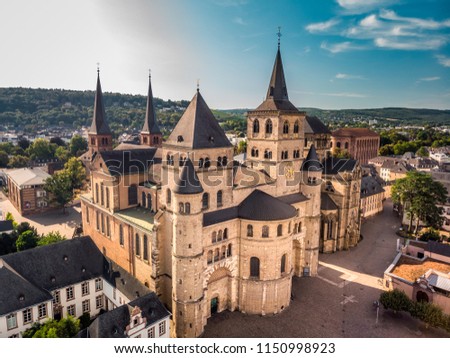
[360, 175, 385, 218]
[331, 128, 380, 165]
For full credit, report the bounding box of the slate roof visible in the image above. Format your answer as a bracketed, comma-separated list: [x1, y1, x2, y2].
[85, 293, 170, 338]
[166, 90, 232, 149]
[141, 75, 161, 134]
[89, 73, 112, 135]
[360, 175, 385, 198]
[332, 128, 379, 138]
[254, 49, 299, 112]
[7, 167, 50, 187]
[173, 158, 203, 194]
[304, 116, 330, 134]
[323, 157, 358, 175]
[203, 190, 298, 226]
[99, 148, 158, 175]
[426, 241, 450, 258]
[0, 267, 52, 316]
[321, 193, 338, 211]
[301, 145, 323, 172]
[0, 220, 14, 232]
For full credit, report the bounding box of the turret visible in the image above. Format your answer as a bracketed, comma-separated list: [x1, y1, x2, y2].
[140, 73, 162, 147]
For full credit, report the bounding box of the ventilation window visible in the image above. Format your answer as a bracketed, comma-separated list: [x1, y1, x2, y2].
[50, 276, 56, 282]
[63, 255, 68, 261]
[18, 295, 25, 301]
[209, 136, 214, 143]
[177, 135, 184, 142]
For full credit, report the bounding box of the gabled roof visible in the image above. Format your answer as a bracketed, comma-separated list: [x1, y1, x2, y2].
[426, 241, 450, 258]
[360, 175, 385, 198]
[141, 75, 161, 135]
[304, 116, 330, 134]
[89, 73, 112, 135]
[173, 158, 203, 194]
[238, 189, 297, 221]
[321, 192, 338, 211]
[7, 167, 50, 187]
[301, 145, 323, 172]
[98, 148, 159, 175]
[166, 90, 232, 149]
[254, 49, 299, 112]
[85, 293, 170, 338]
[323, 157, 358, 175]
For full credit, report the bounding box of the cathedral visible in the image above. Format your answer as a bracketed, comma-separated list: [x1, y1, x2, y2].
[80, 43, 362, 337]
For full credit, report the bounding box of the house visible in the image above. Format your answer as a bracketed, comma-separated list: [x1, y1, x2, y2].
[360, 175, 385, 218]
[331, 128, 380, 165]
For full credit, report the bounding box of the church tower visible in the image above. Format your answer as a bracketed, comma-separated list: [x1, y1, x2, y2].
[140, 73, 162, 147]
[88, 69, 113, 156]
[246, 37, 306, 195]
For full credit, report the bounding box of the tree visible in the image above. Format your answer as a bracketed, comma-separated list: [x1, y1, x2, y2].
[44, 170, 74, 213]
[69, 135, 88, 157]
[379, 289, 412, 312]
[0, 232, 18, 255]
[0, 150, 8, 167]
[16, 230, 39, 251]
[333, 148, 351, 159]
[416, 146, 429, 157]
[419, 228, 441, 242]
[27, 138, 55, 160]
[16, 221, 37, 235]
[379, 144, 394, 156]
[8, 155, 29, 168]
[55, 146, 71, 163]
[236, 140, 247, 155]
[392, 171, 448, 233]
[23, 317, 80, 338]
[18, 137, 31, 150]
[63, 157, 86, 190]
[38, 231, 66, 246]
[50, 137, 66, 147]
[5, 212, 18, 228]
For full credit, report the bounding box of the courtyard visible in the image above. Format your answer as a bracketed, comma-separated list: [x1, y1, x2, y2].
[202, 200, 450, 338]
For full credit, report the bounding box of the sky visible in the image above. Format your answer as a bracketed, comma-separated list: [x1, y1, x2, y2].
[0, 0, 449, 110]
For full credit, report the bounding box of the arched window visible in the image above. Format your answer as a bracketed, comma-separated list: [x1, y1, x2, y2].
[119, 225, 124, 246]
[217, 190, 223, 207]
[214, 248, 219, 261]
[95, 183, 99, 203]
[185, 202, 191, 214]
[105, 187, 110, 208]
[202, 193, 209, 210]
[251, 148, 258, 157]
[199, 158, 204, 168]
[294, 223, 298, 233]
[262, 225, 269, 238]
[204, 158, 211, 168]
[250, 257, 260, 278]
[227, 244, 232, 256]
[277, 224, 282, 237]
[264, 150, 272, 159]
[222, 156, 228, 166]
[179, 203, 185, 213]
[283, 121, 289, 134]
[223, 228, 228, 239]
[281, 254, 286, 274]
[247, 224, 253, 237]
[128, 185, 138, 205]
[298, 222, 302, 232]
[217, 156, 222, 167]
[253, 119, 260, 133]
[167, 189, 171, 204]
[345, 142, 349, 149]
[293, 120, 299, 134]
[166, 154, 171, 165]
[147, 193, 152, 211]
[207, 250, 213, 264]
[288, 222, 291, 233]
[218, 230, 223, 241]
[337, 142, 341, 148]
[265, 119, 273, 134]
[142, 192, 146, 207]
[106, 217, 110, 237]
[212, 231, 217, 243]
[221, 246, 226, 259]
[100, 183, 104, 206]
[143, 235, 148, 260]
[135, 234, 140, 256]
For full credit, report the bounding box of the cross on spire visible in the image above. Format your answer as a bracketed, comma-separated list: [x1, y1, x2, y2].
[277, 26, 282, 49]
[197, 78, 200, 92]
[96, 62, 100, 75]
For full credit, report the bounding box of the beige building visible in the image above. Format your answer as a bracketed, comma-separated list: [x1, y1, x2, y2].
[6, 167, 54, 215]
[331, 128, 380, 165]
[304, 116, 331, 162]
[80, 44, 362, 337]
[360, 175, 384, 218]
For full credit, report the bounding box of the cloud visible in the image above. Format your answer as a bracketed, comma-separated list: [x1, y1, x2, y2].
[320, 41, 365, 53]
[335, 73, 366, 80]
[242, 45, 257, 52]
[325, 92, 368, 98]
[379, 9, 450, 30]
[336, 0, 398, 13]
[418, 76, 440, 82]
[375, 37, 446, 50]
[360, 14, 381, 28]
[233, 17, 246, 26]
[306, 19, 340, 33]
[436, 55, 450, 67]
[211, 0, 248, 7]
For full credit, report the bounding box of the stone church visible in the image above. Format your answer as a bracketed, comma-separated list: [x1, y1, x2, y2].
[80, 43, 362, 337]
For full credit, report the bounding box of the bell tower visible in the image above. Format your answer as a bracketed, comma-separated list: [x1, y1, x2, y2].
[140, 72, 162, 147]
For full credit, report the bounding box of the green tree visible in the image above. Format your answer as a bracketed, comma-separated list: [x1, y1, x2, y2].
[8, 155, 29, 168]
[38, 231, 66, 246]
[18, 137, 31, 150]
[16, 221, 37, 235]
[379, 289, 412, 312]
[63, 157, 86, 190]
[0, 150, 9, 167]
[379, 144, 394, 156]
[5, 212, 18, 228]
[69, 135, 88, 157]
[236, 140, 247, 155]
[27, 138, 55, 160]
[419, 228, 441, 242]
[23, 317, 80, 338]
[50, 137, 66, 147]
[44, 171, 74, 213]
[16, 230, 39, 251]
[333, 148, 351, 159]
[392, 171, 448, 233]
[416, 146, 429, 157]
[0, 232, 18, 255]
[55, 146, 71, 163]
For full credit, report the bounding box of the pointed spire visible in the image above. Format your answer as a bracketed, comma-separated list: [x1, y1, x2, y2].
[301, 145, 323, 172]
[266, 47, 289, 101]
[141, 72, 161, 134]
[89, 69, 112, 135]
[173, 158, 203, 194]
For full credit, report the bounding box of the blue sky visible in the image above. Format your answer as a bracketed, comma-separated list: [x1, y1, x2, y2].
[0, 0, 449, 109]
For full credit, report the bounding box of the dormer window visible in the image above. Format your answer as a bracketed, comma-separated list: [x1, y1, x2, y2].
[177, 135, 184, 142]
[209, 136, 215, 143]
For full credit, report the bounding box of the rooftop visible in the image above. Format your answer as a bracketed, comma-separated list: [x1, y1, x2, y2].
[7, 167, 50, 187]
[114, 207, 155, 232]
[391, 256, 450, 282]
[332, 128, 379, 138]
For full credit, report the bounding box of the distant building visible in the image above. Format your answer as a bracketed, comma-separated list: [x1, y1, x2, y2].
[384, 240, 450, 315]
[360, 175, 385, 218]
[6, 167, 55, 215]
[331, 128, 380, 165]
[303, 116, 331, 162]
[0, 236, 169, 338]
[380, 160, 413, 182]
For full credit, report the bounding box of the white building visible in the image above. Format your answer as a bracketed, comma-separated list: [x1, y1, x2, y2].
[0, 236, 170, 338]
